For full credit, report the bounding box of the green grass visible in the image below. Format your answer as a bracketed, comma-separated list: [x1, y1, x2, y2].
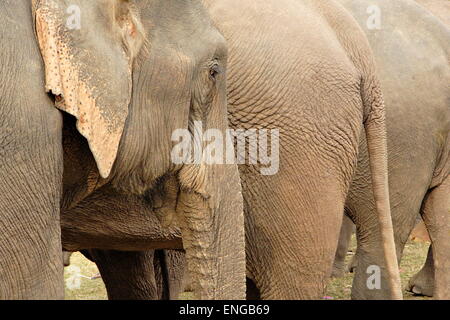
[65, 239, 430, 300]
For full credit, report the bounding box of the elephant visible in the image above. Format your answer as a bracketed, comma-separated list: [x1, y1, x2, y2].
[408, 0, 450, 298]
[204, 0, 401, 299]
[61, 182, 186, 300]
[76, 249, 186, 300]
[54, 0, 401, 299]
[332, 0, 450, 300]
[2, 0, 402, 300]
[334, 0, 450, 297]
[63, 251, 72, 267]
[62, 0, 403, 300]
[332, 215, 356, 277]
[0, 0, 246, 299]
[333, 217, 436, 297]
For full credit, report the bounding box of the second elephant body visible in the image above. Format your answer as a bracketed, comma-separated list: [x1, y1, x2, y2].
[86, 0, 449, 300]
[61, 0, 400, 300]
[335, 0, 450, 300]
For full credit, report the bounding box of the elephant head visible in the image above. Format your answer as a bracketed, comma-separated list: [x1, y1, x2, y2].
[34, 0, 245, 299]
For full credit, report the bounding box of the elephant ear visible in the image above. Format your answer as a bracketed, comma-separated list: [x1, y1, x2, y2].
[34, 0, 145, 178]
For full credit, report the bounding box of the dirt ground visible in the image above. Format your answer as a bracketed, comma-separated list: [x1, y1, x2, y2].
[64, 237, 430, 300]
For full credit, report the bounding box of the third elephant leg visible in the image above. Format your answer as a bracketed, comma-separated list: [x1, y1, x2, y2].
[332, 214, 355, 278]
[420, 176, 450, 300]
[349, 203, 417, 300]
[407, 244, 435, 297]
[86, 249, 186, 300]
[346, 172, 421, 300]
[242, 165, 349, 299]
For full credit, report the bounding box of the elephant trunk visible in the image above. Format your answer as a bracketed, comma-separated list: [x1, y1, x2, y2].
[177, 164, 246, 300]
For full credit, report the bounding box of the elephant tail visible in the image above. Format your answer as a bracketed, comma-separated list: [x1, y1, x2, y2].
[362, 78, 403, 300]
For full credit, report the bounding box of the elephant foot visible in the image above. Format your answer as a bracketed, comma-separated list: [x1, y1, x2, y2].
[246, 278, 261, 300]
[63, 251, 73, 267]
[347, 255, 357, 273]
[331, 265, 346, 278]
[407, 272, 434, 297]
[406, 244, 435, 297]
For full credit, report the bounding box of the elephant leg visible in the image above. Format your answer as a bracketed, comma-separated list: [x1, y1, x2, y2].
[407, 244, 434, 297]
[63, 251, 73, 267]
[243, 171, 347, 299]
[159, 250, 186, 300]
[332, 214, 355, 278]
[88, 249, 185, 300]
[0, 130, 64, 299]
[0, 1, 64, 299]
[88, 249, 160, 300]
[348, 252, 358, 273]
[420, 176, 450, 300]
[246, 278, 261, 300]
[350, 204, 415, 300]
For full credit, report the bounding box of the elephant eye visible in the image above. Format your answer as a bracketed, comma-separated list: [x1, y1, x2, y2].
[209, 61, 222, 81]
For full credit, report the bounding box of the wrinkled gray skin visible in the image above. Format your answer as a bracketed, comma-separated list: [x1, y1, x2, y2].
[407, 243, 436, 297]
[335, 0, 450, 300]
[61, 183, 186, 299]
[334, 0, 450, 298]
[332, 215, 356, 277]
[63, 246, 176, 299]
[206, 0, 400, 299]
[334, 217, 435, 297]
[77, 249, 185, 300]
[0, 0, 64, 299]
[63, 247, 185, 300]
[61, 0, 402, 300]
[2, 0, 399, 300]
[1, 0, 246, 299]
